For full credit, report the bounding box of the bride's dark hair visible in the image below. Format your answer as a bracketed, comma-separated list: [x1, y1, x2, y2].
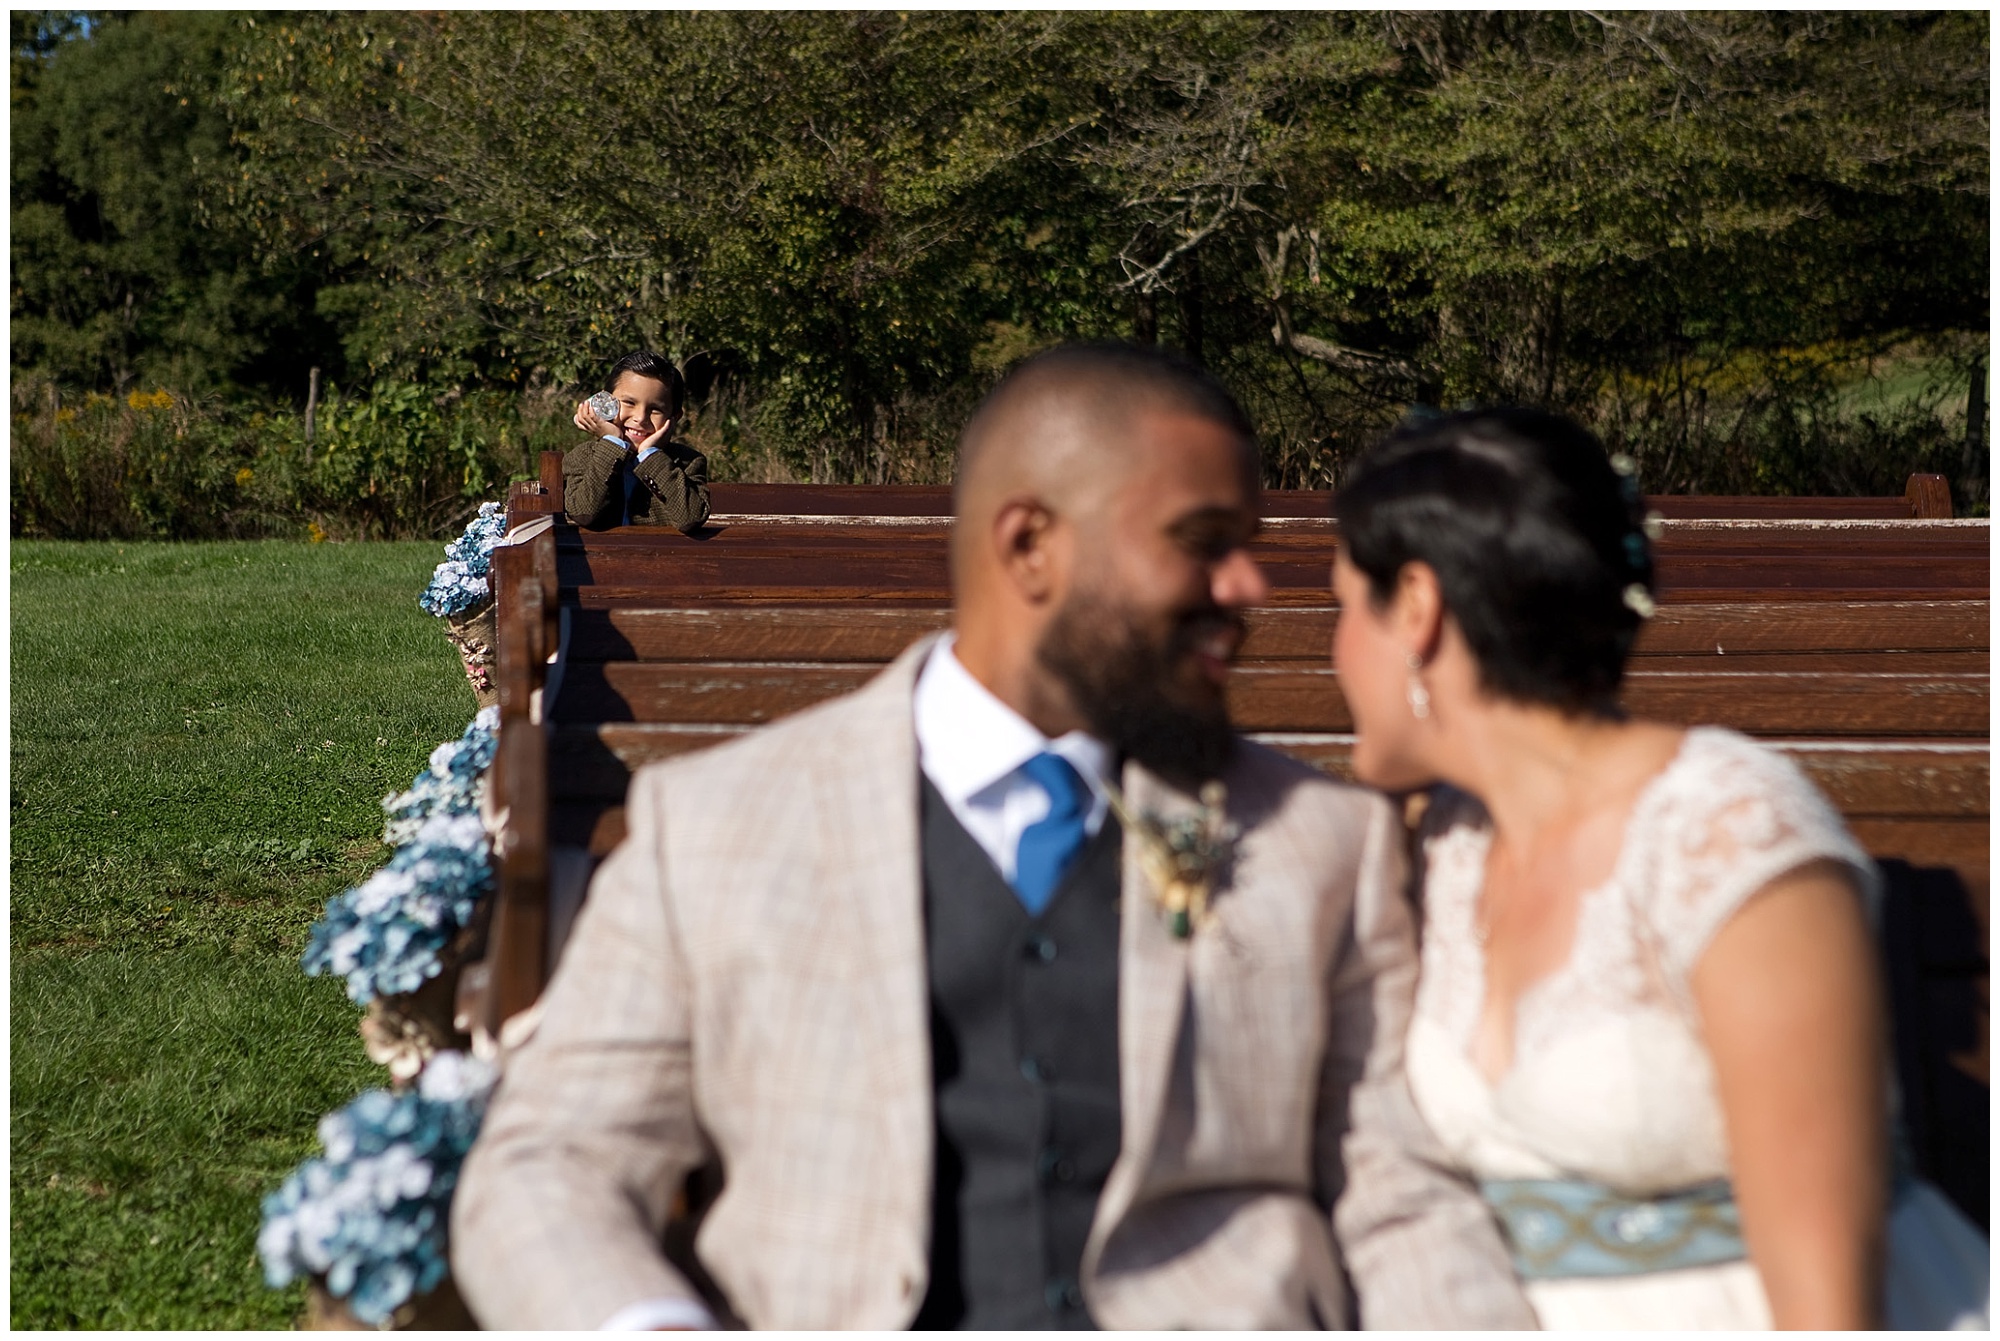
[1334, 407, 1655, 715]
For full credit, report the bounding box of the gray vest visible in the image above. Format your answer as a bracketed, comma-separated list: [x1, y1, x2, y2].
[914, 778, 1123, 1330]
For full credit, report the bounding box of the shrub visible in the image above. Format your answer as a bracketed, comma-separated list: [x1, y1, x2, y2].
[9, 377, 569, 541]
[9, 346, 1988, 541]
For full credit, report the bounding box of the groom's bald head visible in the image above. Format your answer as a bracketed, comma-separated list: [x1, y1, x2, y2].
[946, 344, 1268, 775]
[951, 344, 1256, 534]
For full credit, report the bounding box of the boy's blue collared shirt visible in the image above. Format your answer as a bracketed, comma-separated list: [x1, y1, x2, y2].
[603, 435, 660, 525]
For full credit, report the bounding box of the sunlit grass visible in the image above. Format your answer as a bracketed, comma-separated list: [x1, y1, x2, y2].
[11, 540, 476, 1327]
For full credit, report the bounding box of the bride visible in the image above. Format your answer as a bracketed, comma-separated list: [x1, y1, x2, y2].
[1329, 408, 1986, 1329]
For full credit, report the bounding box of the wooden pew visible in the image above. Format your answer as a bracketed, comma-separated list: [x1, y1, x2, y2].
[692, 472, 1959, 521]
[480, 458, 1989, 1225]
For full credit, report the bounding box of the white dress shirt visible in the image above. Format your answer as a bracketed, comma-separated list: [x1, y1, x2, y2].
[911, 633, 1114, 880]
[595, 637, 1113, 1331]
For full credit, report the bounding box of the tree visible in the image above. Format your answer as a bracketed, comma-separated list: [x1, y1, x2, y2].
[214, 12, 1125, 476]
[16, 12, 1984, 497]
[1291, 13, 1987, 410]
[10, 10, 338, 396]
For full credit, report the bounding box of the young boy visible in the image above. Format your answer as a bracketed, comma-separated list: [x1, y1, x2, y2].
[563, 351, 711, 532]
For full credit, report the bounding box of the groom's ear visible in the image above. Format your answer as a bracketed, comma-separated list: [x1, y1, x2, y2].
[991, 495, 1065, 606]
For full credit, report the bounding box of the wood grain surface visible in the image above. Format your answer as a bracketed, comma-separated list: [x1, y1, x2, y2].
[551, 772, 1992, 882]
[551, 722, 1989, 816]
[553, 514, 1988, 603]
[562, 601, 1991, 663]
[698, 483, 1941, 522]
[551, 660, 1988, 736]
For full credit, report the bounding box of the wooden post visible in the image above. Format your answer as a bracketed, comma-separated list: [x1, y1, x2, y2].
[304, 367, 321, 467]
[532, 526, 560, 662]
[1905, 472, 1953, 520]
[539, 449, 566, 514]
[483, 543, 549, 1036]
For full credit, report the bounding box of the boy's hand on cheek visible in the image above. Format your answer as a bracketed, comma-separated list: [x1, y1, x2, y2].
[637, 422, 675, 453]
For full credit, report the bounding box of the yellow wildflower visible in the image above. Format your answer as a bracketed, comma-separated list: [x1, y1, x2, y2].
[307, 520, 329, 544]
[235, 467, 255, 487]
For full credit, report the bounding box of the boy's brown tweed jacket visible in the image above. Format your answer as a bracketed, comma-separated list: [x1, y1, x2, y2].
[452, 637, 1535, 1330]
[561, 435, 710, 532]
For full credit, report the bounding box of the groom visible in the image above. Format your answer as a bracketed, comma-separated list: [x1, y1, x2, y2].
[452, 344, 1532, 1329]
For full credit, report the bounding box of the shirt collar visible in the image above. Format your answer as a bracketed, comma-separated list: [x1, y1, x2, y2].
[912, 634, 1116, 810]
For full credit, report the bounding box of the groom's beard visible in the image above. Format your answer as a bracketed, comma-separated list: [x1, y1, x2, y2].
[1036, 585, 1241, 791]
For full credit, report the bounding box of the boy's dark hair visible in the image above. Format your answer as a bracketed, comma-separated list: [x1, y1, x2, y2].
[603, 350, 687, 416]
[1333, 407, 1655, 715]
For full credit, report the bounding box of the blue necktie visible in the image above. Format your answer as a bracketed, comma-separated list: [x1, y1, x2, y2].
[1013, 752, 1089, 916]
[622, 453, 643, 525]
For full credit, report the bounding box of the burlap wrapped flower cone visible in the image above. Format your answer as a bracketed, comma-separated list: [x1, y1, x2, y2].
[359, 921, 483, 1084]
[304, 1275, 474, 1331]
[442, 599, 498, 710]
[359, 972, 460, 1085]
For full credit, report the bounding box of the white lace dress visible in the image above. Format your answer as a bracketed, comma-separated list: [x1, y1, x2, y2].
[1405, 727, 1986, 1330]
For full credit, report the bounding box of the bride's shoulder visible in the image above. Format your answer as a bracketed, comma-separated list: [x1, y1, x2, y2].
[1645, 726, 1846, 835]
[1628, 726, 1872, 982]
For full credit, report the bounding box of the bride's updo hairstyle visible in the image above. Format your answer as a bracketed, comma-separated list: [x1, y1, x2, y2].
[1334, 407, 1656, 715]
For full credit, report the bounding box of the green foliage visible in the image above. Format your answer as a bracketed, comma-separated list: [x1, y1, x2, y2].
[10, 540, 473, 1326]
[212, 12, 1115, 477]
[9, 378, 576, 540]
[10, 11, 1991, 503]
[1294, 14, 1988, 399]
[9, 12, 339, 396]
[309, 382, 534, 536]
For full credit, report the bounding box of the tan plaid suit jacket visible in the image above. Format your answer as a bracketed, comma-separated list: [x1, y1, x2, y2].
[452, 637, 1534, 1329]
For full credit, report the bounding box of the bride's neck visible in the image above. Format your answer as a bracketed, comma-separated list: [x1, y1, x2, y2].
[1432, 698, 1630, 847]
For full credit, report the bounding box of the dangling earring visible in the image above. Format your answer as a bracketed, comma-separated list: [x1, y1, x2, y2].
[1405, 652, 1430, 720]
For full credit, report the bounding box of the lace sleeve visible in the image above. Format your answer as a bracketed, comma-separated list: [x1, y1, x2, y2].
[1634, 729, 1876, 1004]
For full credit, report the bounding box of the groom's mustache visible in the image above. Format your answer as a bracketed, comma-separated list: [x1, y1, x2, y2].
[1167, 606, 1249, 669]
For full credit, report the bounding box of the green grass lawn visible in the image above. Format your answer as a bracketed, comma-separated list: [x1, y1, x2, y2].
[12, 540, 479, 1328]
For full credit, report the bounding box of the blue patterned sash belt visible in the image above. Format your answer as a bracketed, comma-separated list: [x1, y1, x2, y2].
[1479, 1177, 1745, 1279]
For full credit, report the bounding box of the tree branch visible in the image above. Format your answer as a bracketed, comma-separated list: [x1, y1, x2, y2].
[1259, 224, 1418, 381]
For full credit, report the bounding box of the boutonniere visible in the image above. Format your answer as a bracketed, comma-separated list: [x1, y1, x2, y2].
[1103, 780, 1240, 939]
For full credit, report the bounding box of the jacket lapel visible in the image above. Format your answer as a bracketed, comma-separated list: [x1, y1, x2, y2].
[1086, 760, 1199, 1253]
[809, 635, 939, 1313]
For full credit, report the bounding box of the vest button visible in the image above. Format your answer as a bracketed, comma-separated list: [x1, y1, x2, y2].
[1044, 1276, 1084, 1312]
[1036, 1147, 1078, 1185]
[1024, 934, 1057, 963]
[1019, 1055, 1053, 1083]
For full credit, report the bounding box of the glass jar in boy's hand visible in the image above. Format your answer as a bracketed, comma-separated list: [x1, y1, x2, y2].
[587, 391, 620, 425]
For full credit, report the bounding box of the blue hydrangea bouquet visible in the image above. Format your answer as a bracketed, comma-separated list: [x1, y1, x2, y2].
[421, 503, 509, 707]
[258, 1052, 497, 1326]
[305, 709, 500, 1005]
[265, 513, 519, 1326]
[418, 502, 507, 618]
